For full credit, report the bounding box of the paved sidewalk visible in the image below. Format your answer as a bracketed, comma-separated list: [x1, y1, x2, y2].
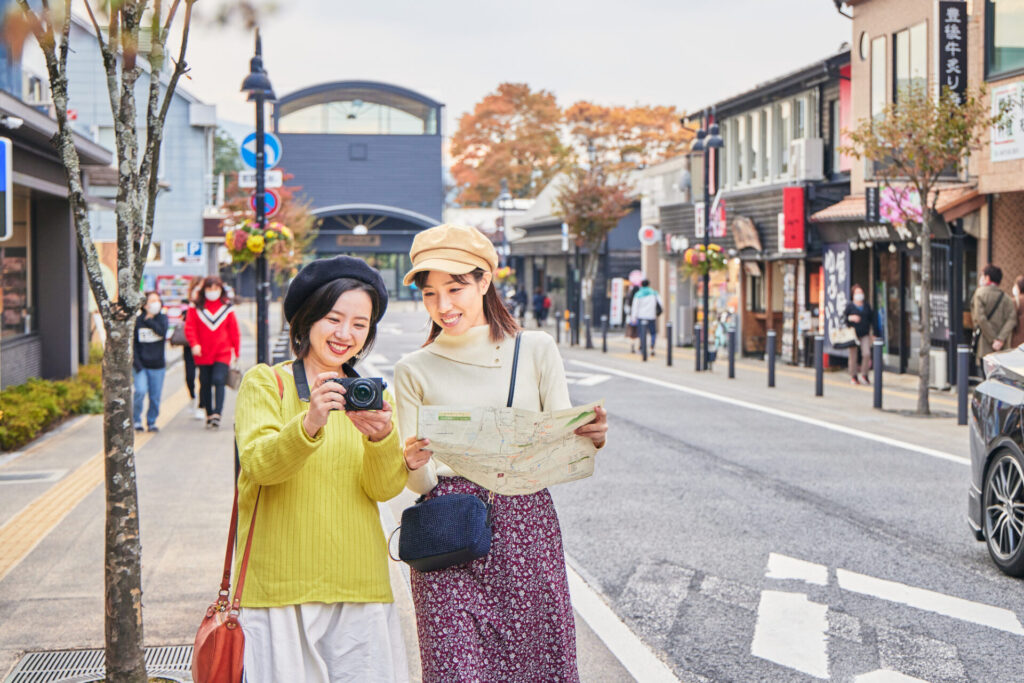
[546, 324, 968, 460]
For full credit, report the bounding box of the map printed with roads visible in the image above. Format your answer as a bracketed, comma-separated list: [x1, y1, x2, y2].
[417, 400, 603, 495]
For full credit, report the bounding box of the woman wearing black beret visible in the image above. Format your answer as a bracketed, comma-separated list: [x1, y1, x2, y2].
[233, 255, 409, 681]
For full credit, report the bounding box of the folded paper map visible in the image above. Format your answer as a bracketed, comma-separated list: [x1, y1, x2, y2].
[417, 400, 604, 496]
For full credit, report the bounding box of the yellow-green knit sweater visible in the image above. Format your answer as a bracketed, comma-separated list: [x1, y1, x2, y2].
[232, 362, 407, 607]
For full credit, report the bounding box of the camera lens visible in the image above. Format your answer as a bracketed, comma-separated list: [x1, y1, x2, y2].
[350, 380, 376, 408]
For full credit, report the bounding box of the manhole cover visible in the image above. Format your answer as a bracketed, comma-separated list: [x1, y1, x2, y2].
[4, 645, 192, 682]
[0, 471, 64, 485]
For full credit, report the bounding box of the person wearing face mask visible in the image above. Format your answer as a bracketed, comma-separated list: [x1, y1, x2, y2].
[233, 256, 408, 681]
[133, 291, 169, 432]
[184, 276, 240, 429]
[842, 284, 878, 385]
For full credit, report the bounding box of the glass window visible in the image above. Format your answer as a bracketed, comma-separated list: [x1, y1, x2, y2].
[721, 120, 730, 188]
[278, 99, 438, 135]
[871, 35, 887, 120]
[737, 116, 746, 182]
[987, 0, 1024, 77]
[760, 108, 770, 179]
[749, 112, 759, 181]
[794, 98, 806, 139]
[831, 100, 841, 173]
[894, 22, 928, 100]
[777, 101, 791, 175]
[2, 190, 31, 339]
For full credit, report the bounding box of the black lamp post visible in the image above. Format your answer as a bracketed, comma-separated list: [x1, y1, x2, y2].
[241, 29, 276, 364]
[690, 109, 724, 371]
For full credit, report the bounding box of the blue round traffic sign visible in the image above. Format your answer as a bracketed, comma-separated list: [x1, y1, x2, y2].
[240, 132, 282, 170]
[250, 190, 280, 217]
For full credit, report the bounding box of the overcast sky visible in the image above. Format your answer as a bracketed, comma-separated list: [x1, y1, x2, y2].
[184, 0, 851, 137]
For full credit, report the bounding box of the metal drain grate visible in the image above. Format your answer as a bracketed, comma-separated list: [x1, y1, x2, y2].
[5, 645, 192, 683]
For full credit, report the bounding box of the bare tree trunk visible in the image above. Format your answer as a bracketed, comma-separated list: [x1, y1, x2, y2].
[582, 246, 601, 321]
[917, 221, 933, 416]
[102, 319, 147, 683]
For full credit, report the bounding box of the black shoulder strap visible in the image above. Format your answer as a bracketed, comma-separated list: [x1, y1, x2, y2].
[292, 358, 358, 402]
[506, 333, 523, 408]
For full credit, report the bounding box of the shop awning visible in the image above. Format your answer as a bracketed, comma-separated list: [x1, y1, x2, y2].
[810, 185, 984, 224]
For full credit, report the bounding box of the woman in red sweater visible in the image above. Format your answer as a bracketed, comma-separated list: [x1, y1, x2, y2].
[184, 276, 240, 429]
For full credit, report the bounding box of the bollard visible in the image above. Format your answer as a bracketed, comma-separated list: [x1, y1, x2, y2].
[873, 339, 884, 409]
[728, 326, 736, 379]
[767, 329, 777, 387]
[555, 315, 561, 344]
[666, 322, 674, 367]
[585, 314, 594, 349]
[695, 323, 703, 372]
[640, 319, 648, 362]
[601, 315, 608, 353]
[569, 312, 577, 346]
[814, 334, 824, 397]
[958, 344, 970, 426]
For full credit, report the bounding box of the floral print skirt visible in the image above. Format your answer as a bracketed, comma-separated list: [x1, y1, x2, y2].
[410, 476, 579, 683]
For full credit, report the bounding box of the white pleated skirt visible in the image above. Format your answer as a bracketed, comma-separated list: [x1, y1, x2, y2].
[240, 601, 409, 683]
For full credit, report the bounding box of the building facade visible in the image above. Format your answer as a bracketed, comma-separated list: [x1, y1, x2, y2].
[272, 81, 445, 301]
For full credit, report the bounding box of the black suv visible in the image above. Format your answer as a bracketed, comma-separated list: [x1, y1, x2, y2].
[969, 349, 1024, 577]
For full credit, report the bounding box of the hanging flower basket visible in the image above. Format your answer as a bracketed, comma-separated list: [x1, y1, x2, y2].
[681, 243, 728, 278]
[224, 219, 294, 266]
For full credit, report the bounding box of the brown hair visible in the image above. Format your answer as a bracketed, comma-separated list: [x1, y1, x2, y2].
[289, 278, 382, 361]
[1015, 275, 1024, 294]
[187, 276, 204, 302]
[198, 276, 229, 306]
[414, 268, 520, 345]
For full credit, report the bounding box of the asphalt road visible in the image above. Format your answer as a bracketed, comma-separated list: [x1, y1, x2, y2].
[372, 308, 1024, 683]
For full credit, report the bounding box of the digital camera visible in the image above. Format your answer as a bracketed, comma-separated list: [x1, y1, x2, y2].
[329, 377, 386, 411]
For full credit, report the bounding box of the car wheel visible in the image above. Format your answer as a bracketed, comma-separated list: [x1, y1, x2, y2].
[983, 450, 1024, 577]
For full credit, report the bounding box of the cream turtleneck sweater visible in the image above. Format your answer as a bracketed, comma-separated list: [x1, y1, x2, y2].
[394, 325, 572, 494]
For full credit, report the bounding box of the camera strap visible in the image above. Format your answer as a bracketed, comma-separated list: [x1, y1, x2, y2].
[291, 358, 358, 402]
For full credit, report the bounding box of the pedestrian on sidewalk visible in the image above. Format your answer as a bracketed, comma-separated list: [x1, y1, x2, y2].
[133, 291, 168, 432]
[843, 284, 878, 385]
[178, 276, 206, 420]
[1010, 275, 1024, 350]
[184, 276, 240, 429]
[234, 255, 409, 681]
[396, 223, 609, 683]
[630, 279, 662, 356]
[532, 286, 548, 327]
[971, 264, 1016, 375]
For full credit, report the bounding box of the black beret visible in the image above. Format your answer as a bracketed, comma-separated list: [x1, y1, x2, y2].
[284, 256, 389, 323]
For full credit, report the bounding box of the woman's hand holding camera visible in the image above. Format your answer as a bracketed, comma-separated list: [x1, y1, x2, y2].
[574, 405, 608, 449]
[347, 401, 394, 442]
[404, 436, 432, 471]
[303, 372, 345, 438]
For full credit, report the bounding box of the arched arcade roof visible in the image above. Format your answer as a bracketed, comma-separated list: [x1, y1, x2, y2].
[312, 203, 440, 229]
[275, 80, 443, 123]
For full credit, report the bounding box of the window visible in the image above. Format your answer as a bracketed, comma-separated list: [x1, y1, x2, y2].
[737, 116, 746, 182]
[794, 98, 806, 139]
[830, 100, 841, 173]
[746, 273, 764, 313]
[760, 108, 770, 179]
[278, 99, 438, 135]
[721, 120, 730, 188]
[2, 190, 32, 339]
[894, 22, 928, 100]
[987, 0, 1024, 78]
[749, 112, 759, 181]
[777, 101, 791, 174]
[871, 35, 887, 120]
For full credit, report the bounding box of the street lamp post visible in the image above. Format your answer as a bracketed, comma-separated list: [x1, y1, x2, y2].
[690, 109, 724, 371]
[241, 30, 276, 364]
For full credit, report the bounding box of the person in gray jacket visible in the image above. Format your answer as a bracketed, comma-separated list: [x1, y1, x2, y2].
[630, 279, 663, 356]
[971, 264, 1017, 372]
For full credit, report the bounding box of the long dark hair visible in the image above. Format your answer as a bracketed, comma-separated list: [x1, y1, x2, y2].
[414, 268, 520, 345]
[198, 276, 230, 306]
[289, 278, 382, 360]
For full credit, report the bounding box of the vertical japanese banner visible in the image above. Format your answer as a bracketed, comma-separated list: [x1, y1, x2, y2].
[823, 242, 851, 355]
[937, 0, 967, 103]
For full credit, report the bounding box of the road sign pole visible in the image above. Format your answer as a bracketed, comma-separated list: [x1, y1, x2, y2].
[255, 93, 269, 365]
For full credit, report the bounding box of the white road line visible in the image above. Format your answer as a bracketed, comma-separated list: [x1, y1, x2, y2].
[836, 568, 1024, 635]
[766, 553, 828, 586]
[750, 590, 829, 679]
[565, 561, 681, 683]
[569, 360, 970, 467]
[854, 670, 928, 682]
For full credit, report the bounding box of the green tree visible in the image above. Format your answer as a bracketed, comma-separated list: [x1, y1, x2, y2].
[845, 86, 1006, 415]
[214, 126, 242, 176]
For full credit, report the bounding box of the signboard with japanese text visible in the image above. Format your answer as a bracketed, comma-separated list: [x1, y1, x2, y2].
[937, 1, 967, 103]
[709, 195, 727, 238]
[991, 80, 1024, 162]
[781, 263, 797, 363]
[865, 186, 880, 224]
[609, 278, 624, 326]
[694, 202, 705, 238]
[782, 186, 805, 251]
[823, 243, 850, 355]
[930, 291, 950, 342]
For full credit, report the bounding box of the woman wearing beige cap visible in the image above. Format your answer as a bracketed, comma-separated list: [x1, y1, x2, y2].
[394, 223, 608, 682]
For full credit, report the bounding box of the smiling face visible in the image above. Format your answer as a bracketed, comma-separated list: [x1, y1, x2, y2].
[305, 289, 373, 369]
[421, 270, 492, 336]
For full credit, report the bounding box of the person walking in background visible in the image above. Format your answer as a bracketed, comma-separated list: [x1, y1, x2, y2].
[843, 284, 878, 385]
[396, 224, 608, 682]
[630, 279, 662, 356]
[235, 256, 409, 681]
[1011, 275, 1024, 350]
[971, 264, 1016, 374]
[532, 286, 548, 327]
[133, 291, 169, 432]
[184, 276, 240, 429]
[180, 276, 205, 420]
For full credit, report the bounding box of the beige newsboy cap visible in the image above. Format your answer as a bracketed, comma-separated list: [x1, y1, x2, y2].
[402, 223, 499, 286]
